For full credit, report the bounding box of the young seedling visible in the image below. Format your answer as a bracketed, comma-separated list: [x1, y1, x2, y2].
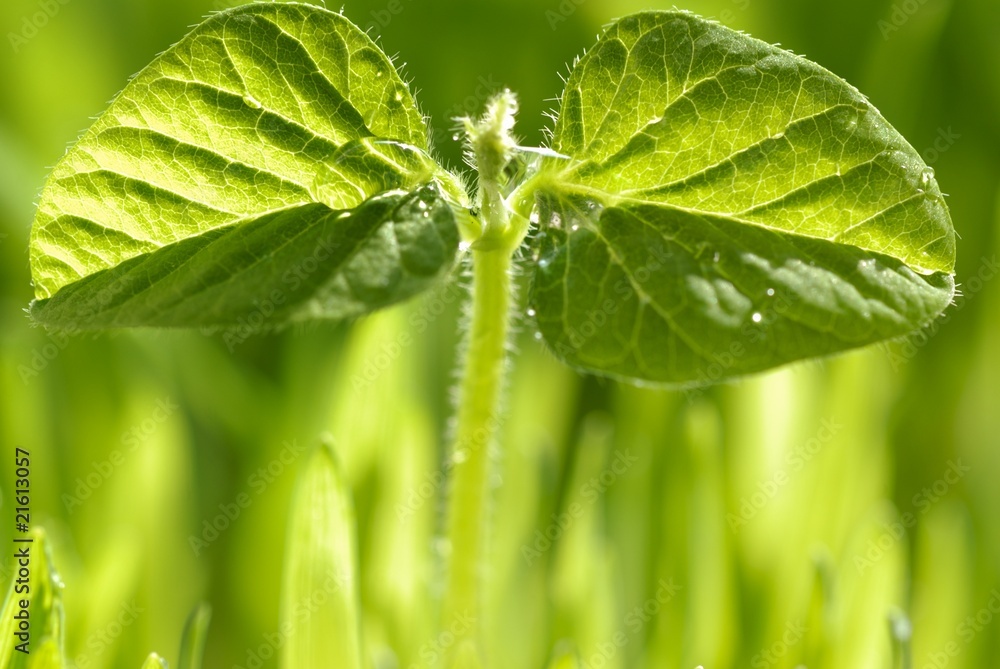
[27, 3, 956, 667]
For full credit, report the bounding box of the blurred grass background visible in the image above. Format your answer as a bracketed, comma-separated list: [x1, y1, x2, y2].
[1, 0, 999, 667]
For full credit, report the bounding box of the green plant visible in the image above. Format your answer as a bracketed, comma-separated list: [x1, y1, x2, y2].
[24, 3, 956, 667]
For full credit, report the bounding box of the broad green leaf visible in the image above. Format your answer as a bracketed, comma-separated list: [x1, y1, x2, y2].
[32, 183, 458, 328]
[0, 530, 66, 669]
[177, 603, 212, 669]
[28, 2, 464, 329]
[528, 10, 956, 385]
[280, 439, 361, 669]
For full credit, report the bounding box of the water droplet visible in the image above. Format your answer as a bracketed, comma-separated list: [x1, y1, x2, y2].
[920, 167, 935, 189]
[452, 133, 461, 142]
[534, 332, 543, 341]
[527, 308, 537, 317]
[376, 70, 385, 78]
[766, 288, 776, 297]
[417, 200, 428, 210]
[712, 252, 721, 263]
[539, 257, 551, 269]
[453, 449, 469, 464]
[771, 131, 785, 140]
[529, 211, 541, 224]
[571, 224, 580, 232]
[550, 213, 563, 228]
[394, 91, 403, 102]
[752, 312, 763, 323]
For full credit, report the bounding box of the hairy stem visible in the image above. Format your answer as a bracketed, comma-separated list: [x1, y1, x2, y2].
[441, 90, 526, 667]
[442, 246, 512, 659]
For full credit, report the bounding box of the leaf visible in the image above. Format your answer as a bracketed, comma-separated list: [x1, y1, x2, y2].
[177, 603, 212, 669]
[280, 438, 361, 669]
[28, 3, 464, 329]
[528, 10, 956, 384]
[0, 529, 66, 669]
[31, 183, 459, 329]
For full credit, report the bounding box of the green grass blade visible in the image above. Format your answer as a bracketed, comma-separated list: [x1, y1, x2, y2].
[280, 439, 361, 669]
[141, 653, 169, 669]
[177, 603, 211, 669]
[0, 529, 65, 669]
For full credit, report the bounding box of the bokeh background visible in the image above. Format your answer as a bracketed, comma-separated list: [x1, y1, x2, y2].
[1, 0, 999, 667]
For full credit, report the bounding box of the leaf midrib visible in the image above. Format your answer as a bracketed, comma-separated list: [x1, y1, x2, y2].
[539, 178, 942, 272]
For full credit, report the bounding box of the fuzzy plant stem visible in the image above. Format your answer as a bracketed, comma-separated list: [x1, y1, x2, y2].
[441, 90, 528, 668]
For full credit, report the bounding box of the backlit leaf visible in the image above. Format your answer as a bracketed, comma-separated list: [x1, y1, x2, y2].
[28, 3, 464, 329]
[528, 10, 956, 384]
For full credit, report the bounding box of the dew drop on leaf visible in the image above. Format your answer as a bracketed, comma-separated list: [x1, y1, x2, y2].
[920, 167, 936, 189]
